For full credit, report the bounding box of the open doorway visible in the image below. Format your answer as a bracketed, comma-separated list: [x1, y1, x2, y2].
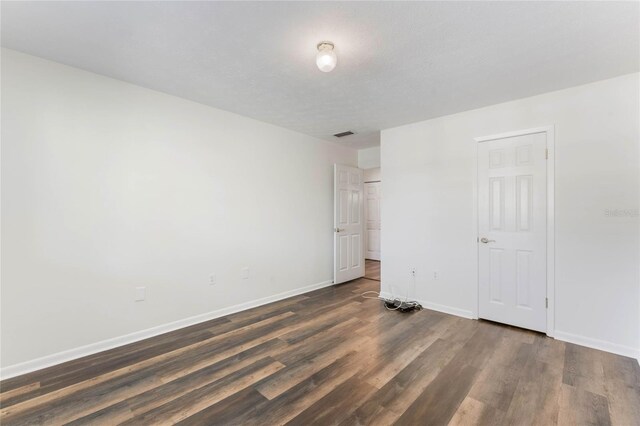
[364, 167, 381, 281]
[364, 259, 380, 281]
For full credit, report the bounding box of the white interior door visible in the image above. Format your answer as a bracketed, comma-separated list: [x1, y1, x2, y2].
[365, 182, 381, 261]
[478, 132, 547, 332]
[334, 165, 364, 284]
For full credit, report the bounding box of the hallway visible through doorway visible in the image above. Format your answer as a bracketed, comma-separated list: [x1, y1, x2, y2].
[364, 259, 380, 281]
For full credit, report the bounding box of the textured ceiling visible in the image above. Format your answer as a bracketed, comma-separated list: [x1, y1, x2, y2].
[2, 1, 638, 149]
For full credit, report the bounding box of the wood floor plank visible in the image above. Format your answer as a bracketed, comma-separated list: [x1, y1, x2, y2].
[0, 382, 40, 405]
[341, 337, 465, 426]
[558, 384, 612, 426]
[225, 295, 308, 324]
[272, 317, 367, 366]
[257, 333, 371, 400]
[36, 316, 228, 388]
[393, 324, 502, 425]
[285, 375, 377, 426]
[394, 362, 479, 426]
[175, 386, 268, 426]
[1, 330, 216, 408]
[601, 351, 640, 426]
[120, 357, 284, 425]
[467, 336, 534, 412]
[448, 396, 505, 426]
[2, 265, 639, 425]
[532, 332, 566, 372]
[4, 334, 290, 425]
[66, 338, 287, 425]
[238, 351, 364, 425]
[503, 358, 563, 425]
[0, 311, 296, 422]
[278, 301, 362, 345]
[563, 342, 606, 391]
[355, 311, 447, 389]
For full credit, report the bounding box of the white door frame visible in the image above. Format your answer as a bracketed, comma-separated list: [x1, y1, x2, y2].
[364, 180, 381, 261]
[472, 126, 555, 337]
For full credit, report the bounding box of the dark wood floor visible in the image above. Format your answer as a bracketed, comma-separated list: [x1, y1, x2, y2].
[1, 273, 639, 425]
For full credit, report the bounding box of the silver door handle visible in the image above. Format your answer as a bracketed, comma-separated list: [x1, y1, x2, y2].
[480, 237, 496, 244]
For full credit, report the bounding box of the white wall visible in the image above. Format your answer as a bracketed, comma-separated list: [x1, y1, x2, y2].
[381, 73, 640, 359]
[358, 146, 381, 170]
[1, 49, 357, 373]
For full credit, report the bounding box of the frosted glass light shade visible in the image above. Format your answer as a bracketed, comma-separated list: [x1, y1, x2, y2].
[316, 42, 337, 72]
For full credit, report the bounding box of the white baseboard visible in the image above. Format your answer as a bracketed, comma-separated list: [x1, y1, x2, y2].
[553, 330, 640, 362]
[418, 300, 475, 320]
[378, 291, 475, 320]
[1, 279, 335, 380]
[378, 291, 639, 363]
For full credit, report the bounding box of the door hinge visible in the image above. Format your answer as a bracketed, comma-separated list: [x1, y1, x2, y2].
[545, 297, 548, 308]
[545, 148, 549, 160]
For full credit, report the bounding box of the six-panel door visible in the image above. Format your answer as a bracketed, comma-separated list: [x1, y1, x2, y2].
[334, 165, 365, 284]
[478, 132, 547, 332]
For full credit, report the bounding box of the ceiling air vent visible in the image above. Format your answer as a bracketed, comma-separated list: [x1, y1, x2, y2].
[333, 131, 355, 138]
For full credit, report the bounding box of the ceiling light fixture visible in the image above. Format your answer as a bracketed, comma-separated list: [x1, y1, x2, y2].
[316, 41, 337, 72]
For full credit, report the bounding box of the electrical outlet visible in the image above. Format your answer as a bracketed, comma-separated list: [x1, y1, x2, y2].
[433, 271, 439, 280]
[411, 268, 416, 276]
[135, 286, 146, 302]
[209, 274, 217, 285]
[241, 267, 250, 280]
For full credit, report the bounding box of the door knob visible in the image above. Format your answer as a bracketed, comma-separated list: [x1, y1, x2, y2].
[335, 228, 345, 233]
[480, 237, 496, 244]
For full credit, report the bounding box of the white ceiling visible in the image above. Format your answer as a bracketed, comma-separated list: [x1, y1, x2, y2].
[2, 1, 638, 149]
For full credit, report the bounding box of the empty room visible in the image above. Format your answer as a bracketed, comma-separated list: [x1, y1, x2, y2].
[1, 1, 639, 425]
